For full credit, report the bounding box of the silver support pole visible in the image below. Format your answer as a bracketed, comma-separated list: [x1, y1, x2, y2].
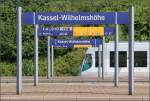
[51, 45, 54, 77]
[128, 6, 134, 95]
[16, 6, 22, 94]
[102, 37, 105, 80]
[80, 65, 82, 76]
[98, 45, 101, 77]
[149, 32, 150, 99]
[114, 12, 119, 87]
[34, 24, 39, 86]
[47, 37, 51, 79]
[149, 32, 150, 100]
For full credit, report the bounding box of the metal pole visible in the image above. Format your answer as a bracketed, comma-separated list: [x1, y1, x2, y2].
[34, 24, 39, 86]
[149, 31, 150, 101]
[47, 37, 51, 79]
[128, 6, 134, 95]
[98, 44, 101, 77]
[51, 45, 54, 77]
[16, 6, 22, 94]
[102, 37, 105, 80]
[114, 12, 119, 87]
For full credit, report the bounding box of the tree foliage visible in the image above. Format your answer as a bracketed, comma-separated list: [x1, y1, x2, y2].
[1, 0, 150, 60]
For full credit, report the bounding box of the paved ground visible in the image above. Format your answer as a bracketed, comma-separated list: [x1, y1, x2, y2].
[1, 76, 149, 83]
[1, 77, 149, 101]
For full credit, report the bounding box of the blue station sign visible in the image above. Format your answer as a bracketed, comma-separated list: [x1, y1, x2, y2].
[38, 27, 115, 36]
[104, 27, 116, 36]
[22, 12, 129, 25]
[38, 27, 73, 36]
[50, 39, 102, 48]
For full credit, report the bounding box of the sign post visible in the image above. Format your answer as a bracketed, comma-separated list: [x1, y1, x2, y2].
[149, 31, 150, 99]
[34, 24, 39, 86]
[51, 45, 54, 77]
[16, 6, 22, 94]
[128, 6, 134, 95]
[102, 37, 105, 80]
[47, 36, 51, 79]
[114, 12, 119, 87]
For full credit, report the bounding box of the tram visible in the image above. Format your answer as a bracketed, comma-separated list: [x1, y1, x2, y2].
[81, 41, 149, 77]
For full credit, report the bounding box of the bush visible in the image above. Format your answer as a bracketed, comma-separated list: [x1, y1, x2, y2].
[54, 49, 86, 76]
[22, 59, 34, 76]
[22, 57, 47, 76]
[38, 57, 47, 76]
[0, 49, 86, 76]
[0, 62, 16, 76]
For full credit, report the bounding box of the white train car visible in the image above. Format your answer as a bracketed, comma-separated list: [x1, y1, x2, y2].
[81, 41, 149, 77]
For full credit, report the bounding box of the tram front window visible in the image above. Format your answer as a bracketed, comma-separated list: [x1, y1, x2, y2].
[82, 54, 92, 72]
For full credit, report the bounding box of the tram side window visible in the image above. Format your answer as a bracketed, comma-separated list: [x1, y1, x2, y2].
[134, 51, 147, 67]
[110, 51, 127, 67]
[82, 54, 92, 71]
[95, 51, 102, 67]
